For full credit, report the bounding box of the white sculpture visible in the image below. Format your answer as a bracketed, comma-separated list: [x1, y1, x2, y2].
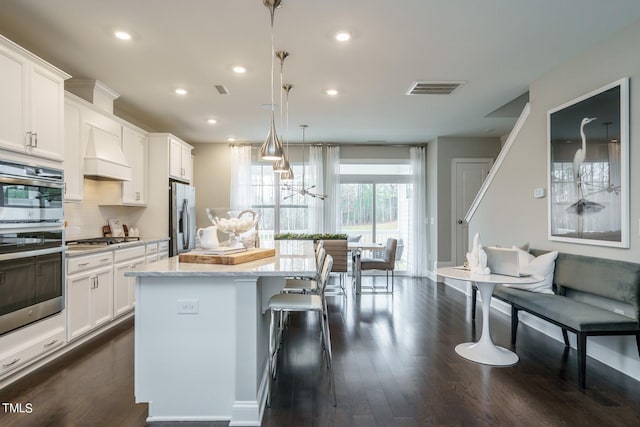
[466, 233, 491, 275]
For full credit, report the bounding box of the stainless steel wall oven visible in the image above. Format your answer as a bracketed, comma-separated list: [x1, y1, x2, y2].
[0, 160, 64, 335]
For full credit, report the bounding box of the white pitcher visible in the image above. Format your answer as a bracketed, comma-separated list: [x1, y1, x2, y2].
[197, 226, 219, 249]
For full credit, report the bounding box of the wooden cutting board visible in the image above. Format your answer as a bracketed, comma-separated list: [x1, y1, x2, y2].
[179, 248, 276, 265]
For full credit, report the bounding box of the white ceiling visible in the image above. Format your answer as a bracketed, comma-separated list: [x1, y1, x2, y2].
[1, 0, 640, 145]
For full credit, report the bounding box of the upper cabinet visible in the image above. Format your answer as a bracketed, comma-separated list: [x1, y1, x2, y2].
[0, 35, 69, 162]
[63, 97, 83, 201]
[121, 126, 148, 205]
[168, 135, 193, 183]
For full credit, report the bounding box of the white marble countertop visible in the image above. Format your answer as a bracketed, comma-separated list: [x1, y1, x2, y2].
[125, 240, 316, 277]
[65, 237, 169, 257]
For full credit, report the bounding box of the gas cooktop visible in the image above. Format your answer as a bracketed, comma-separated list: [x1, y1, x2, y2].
[67, 237, 140, 249]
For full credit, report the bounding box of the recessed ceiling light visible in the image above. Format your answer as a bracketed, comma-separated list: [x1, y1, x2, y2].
[232, 65, 247, 74]
[228, 137, 236, 142]
[207, 119, 217, 124]
[175, 88, 187, 96]
[114, 31, 132, 41]
[335, 31, 351, 42]
[326, 89, 339, 96]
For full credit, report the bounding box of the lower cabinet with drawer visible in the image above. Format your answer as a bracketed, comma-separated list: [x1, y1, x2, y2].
[0, 327, 65, 375]
[66, 252, 114, 341]
[113, 245, 146, 316]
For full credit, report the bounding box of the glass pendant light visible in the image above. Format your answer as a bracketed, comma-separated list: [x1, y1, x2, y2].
[260, 0, 284, 161]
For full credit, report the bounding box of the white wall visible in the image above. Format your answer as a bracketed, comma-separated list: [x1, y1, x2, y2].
[469, 20, 640, 380]
[64, 179, 146, 240]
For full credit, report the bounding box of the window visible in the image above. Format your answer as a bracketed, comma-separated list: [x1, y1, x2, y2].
[250, 162, 308, 242]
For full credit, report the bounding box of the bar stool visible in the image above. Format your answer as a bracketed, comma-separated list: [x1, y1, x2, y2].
[282, 244, 326, 294]
[267, 254, 336, 407]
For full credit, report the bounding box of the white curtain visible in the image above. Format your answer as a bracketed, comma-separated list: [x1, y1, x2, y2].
[324, 146, 341, 233]
[409, 146, 428, 277]
[308, 145, 324, 233]
[229, 145, 252, 211]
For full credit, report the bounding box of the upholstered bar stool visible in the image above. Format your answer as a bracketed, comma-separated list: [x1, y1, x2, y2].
[267, 254, 336, 407]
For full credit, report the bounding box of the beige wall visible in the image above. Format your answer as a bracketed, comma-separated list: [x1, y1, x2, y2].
[432, 136, 502, 264]
[470, 20, 640, 261]
[468, 19, 640, 380]
[191, 143, 231, 230]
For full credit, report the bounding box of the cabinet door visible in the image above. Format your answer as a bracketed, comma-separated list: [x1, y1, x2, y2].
[122, 127, 148, 205]
[64, 100, 83, 201]
[67, 274, 93, 341]
[169, 137, 183, 180]
[92, 267, 114, 328]
[113, 258, 144, 316]
[29, 63, 64, 161]
[0, 43, 28, 153]
[181, 144, 193, 183]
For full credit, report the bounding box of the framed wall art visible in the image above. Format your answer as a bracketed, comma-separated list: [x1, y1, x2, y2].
[547, 77, 629, 247]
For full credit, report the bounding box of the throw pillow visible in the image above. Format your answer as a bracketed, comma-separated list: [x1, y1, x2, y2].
[501, 247, 558, 294]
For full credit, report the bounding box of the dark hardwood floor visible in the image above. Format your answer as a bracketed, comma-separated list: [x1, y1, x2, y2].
[2, 276, 639, 426]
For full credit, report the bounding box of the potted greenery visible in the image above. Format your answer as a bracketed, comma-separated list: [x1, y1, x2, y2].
[274, 233, 348, 274]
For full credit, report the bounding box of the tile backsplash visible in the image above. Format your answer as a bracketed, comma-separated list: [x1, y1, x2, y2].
[64, 179, 145, 240]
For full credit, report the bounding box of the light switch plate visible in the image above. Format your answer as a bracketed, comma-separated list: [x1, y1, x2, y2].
[177, 299, 199, 314]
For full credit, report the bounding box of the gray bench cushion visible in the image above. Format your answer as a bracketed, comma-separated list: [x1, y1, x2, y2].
[494, 285, 640, 333]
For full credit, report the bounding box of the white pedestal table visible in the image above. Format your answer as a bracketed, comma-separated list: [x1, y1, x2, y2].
[437, 267, 542, 366]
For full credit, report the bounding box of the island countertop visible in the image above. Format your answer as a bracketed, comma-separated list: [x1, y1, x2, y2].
[125, 239, 316, 277]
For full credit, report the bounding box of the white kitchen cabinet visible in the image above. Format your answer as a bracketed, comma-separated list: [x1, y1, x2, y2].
[121, 126, 148, 205]
[113, 245, 146, 316]
[0, 35, 68, 162]
[158, 241, 169, 260]
[0, 328, 65, 375]
[63, 97, 83, 201]
[168, 135, 193, 183]
[66, 252, 114, 341]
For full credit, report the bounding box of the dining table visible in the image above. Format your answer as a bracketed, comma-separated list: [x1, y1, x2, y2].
[436, 266, 542, 366]
[348, 241, 385, 294]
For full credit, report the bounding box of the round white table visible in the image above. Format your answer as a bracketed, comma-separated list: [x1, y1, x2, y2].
[437, 267, 542, 366]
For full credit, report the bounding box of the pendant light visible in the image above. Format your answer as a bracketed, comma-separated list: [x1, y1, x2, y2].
[273, 51, 290, 173]
[280, 82, 294, 182]
[260, 0, 284, 161]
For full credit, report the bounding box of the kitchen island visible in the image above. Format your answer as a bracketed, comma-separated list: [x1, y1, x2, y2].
[125, 240, 316, 426]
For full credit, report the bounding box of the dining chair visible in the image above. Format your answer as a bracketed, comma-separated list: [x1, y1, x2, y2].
[359, 237, 398, 293]
[267, 254, 336, 407]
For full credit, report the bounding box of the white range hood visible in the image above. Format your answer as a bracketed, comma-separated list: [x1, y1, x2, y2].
[84, 125, 132, 181]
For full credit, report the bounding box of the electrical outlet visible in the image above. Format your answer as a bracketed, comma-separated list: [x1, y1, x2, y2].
[533, 188, 546, 198]
[177, 299, 199, 314]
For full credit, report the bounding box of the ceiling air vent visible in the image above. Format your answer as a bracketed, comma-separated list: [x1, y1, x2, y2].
[215, 85, 229, 95]
[406, 81, 464, 95]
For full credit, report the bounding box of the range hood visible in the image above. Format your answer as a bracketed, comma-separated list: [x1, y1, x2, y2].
[84, 125, 132, 181]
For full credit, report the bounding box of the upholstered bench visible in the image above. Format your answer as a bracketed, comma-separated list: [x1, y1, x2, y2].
[471, 249, 640, 388]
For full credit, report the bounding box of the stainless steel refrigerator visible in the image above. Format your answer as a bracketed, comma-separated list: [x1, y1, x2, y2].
[170, 180, 196, 256]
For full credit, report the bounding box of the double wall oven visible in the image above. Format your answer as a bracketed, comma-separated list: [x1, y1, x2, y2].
[0, 160, 65, 336]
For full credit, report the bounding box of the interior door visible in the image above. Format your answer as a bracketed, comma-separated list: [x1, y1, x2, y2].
[452, 158, 493, 265]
